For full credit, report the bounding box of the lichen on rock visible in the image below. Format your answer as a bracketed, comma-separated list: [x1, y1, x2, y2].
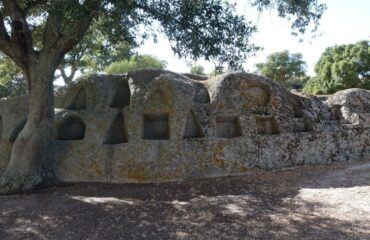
[0, 69, 369, 183]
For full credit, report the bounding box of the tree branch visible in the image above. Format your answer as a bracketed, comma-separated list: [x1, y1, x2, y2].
[0, 10, 28, 68]
[43, 0, 100, 56]
[42, 4, 63, 52]
[2, 0, 33, 51]
[0, 11, 12, 56]
[58, 63, 76, 85]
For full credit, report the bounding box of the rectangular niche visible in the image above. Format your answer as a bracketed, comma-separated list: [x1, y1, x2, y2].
[143, 113, 169, 140]
[110, 82, 131, 108]
[255, 116, 280, 135]
[183, 111, 204, 139]
[103, 112, 127, 144]
[216, 115, 242, 138]
[292, 118, 313, 133]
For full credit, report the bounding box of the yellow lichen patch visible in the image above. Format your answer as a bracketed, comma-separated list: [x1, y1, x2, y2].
[117, 158, 149, 182]
[126, 165, 147, 181]
[270, 96, 279, 107]
[213, 144, 226, 169]
[214, 158, 225, 169]
[151, 168, 181, 182]
[239, 89, 245, 98]
[242, 102, 249, 110]
[216, 102, 225, 110]
[90, 161, 103, 177]
[239, 166, 248, 173]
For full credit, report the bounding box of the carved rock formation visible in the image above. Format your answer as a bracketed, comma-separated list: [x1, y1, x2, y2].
[0, 69, 369, 183]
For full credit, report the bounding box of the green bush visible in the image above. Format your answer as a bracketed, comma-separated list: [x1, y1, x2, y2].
[105, 55, 167, 74]
[304, 40, 370, 94]
[190, 65, 205, 75]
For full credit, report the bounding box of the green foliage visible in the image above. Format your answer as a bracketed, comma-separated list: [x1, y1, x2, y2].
[302, 77, 324, 95]
[251, 0, 326, 36]
[0, 0, 328, 94]
[0, 54, 27, 98]
[105, 55, 167, 74]
[190, 65, 205, 75]
[0, 77, 28, 98]
[255, 50, 307, 87]
[137, 0, 260, 69]
[0, 54, 21, 85]
[286, 76, 310, 90]
[58, 24, 134, 84]
[0, 13, 134, 86]
[1, 0, 326, 87]
[304, 40, 370, 94]
[24, 0, 325, 66]
[63, 22, 134, 74]
[210, 66, 226, 76]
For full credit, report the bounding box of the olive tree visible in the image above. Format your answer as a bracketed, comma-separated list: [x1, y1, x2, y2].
[255, 50, 307, 87]
[0, 0, 326, 193]
[304, 40, 370, 94]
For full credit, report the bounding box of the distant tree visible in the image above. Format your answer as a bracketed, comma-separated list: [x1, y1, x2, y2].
[304, 40, 370, 94]
[105, 55, 167, 74]
[190, 65, 205, 75]
[302, 76, 324, 95]
[255, 50, 307, 87]
[209, 66, 226, 76]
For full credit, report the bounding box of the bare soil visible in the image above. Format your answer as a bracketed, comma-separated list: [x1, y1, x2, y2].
[1, 160, 370, 240]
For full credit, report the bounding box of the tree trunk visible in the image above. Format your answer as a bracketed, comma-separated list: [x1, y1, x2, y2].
[0, 56, 57, 194]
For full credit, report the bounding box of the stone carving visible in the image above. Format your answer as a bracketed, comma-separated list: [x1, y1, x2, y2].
[9, 118, 27, 142]
[57, 115, 86, 141]
[183, 110, 203, 139]
[0, 69, 369, 183]
[65, 87, 87, 110]
[110, 81, 131, 108]
[255, 116, 280, 135]
[103, 112, 127, 144]
[194, 83, 211, 103]
[216, 115, 242, 138]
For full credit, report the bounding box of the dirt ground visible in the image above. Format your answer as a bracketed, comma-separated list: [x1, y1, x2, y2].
[1, 160, 370, 240]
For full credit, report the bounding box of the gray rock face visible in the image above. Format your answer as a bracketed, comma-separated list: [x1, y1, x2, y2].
[0, 69, 369, 183]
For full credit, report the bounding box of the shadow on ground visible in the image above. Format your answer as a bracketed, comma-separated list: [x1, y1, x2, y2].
[1, 160, 370, 240]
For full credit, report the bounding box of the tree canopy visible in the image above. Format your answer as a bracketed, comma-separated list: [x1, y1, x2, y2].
[0, 18, 134, 90]
[256, 50, 307, 88]
[56, 24, 134, 84]
[0, 0, 326, 70]
[304, 40, 370, 94]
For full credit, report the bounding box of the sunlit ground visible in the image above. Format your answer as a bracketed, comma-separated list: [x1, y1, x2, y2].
[1, 161, 370, 240]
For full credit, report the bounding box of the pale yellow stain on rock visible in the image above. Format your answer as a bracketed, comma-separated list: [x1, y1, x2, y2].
[213, 144, 226, 169]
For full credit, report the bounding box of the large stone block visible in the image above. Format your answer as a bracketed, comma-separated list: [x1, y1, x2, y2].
[1, 69, 369, 183]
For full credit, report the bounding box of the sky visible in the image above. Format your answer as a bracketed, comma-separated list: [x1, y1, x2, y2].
[137, 0, 370, 76]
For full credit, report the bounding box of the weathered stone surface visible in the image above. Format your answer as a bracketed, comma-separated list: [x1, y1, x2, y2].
[327, 88, 370, 126]
[0, 69, 369, 182]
